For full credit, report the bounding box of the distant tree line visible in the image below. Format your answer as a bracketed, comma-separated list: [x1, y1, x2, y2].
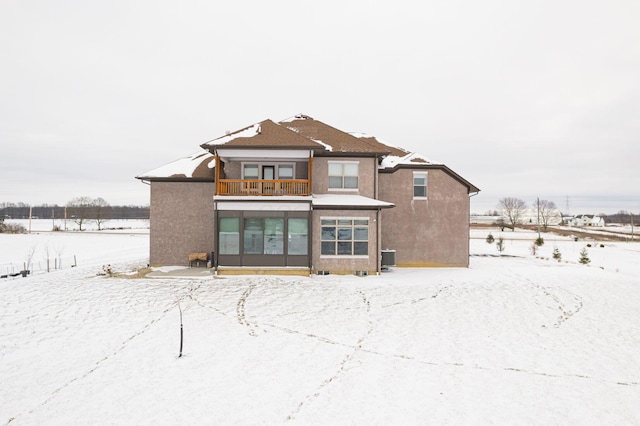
[0, 200, 149, 221]
[491, 197, 638, 229]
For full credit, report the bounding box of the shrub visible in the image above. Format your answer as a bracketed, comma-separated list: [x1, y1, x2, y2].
[535, 237, 544, 246]
[486, 233, 495, 244]
[552, 246, 562, 262]
[0, 222, 27, 234]
[496, 236, 505, 253]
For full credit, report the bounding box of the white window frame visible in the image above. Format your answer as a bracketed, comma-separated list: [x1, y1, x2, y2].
[328, 161, 359, 191]
[320, 216, 369, 258]
[413, 171, 427, 199]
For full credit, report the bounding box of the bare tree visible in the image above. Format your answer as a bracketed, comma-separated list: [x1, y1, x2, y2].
[92, 197, 110, 230]
[497, 197, 527, 230]
[67, 196, 93, 231]
[536, 199, 560, 230]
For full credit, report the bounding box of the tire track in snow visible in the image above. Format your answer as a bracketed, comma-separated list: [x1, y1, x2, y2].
[286, 290, 373, 422]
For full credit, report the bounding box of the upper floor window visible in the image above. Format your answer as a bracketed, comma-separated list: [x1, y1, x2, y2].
[413, 172, 427, 198]
[328, 161, 358, 190]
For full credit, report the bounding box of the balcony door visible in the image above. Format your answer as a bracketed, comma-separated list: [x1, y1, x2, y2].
[262, 165, 275, 180]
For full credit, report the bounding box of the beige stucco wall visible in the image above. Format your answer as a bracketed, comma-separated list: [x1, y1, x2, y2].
[378, 168, 470, 267]
[311, 157, 376, 198]
[311, 209, 379, 274]
[149, 181, 215, 266]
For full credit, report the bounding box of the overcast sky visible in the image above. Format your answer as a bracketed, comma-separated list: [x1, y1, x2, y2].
[1, 0, 639, 214]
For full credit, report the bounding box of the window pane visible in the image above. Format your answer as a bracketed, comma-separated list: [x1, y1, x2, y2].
[354, 242, 368, 255]
[321, 226, 336, 240]
[354, 227, 368, 240]
[343, 176, 358, 188]
[328, 163, 343, 175]
[337, 219, 352, 225]
[414, 186, 426, 197]
[343, 163, 358, 176]
[354, 220, 368, 225]
[219, 217, 239, 232]
[264, 218, 283, 255]
[321, 219, 336, 225]
[244, 218, 263, 254]
[321, 241, 335, 255]
[219, 218, 240, 255]
[278, 165, 293, 179]
[337, 227, 352, 240]
[328, 176, 343, 188]
[414, 176, 426, 185]
[288, 218, 308, 255]
[244, 164, 259, 178]
[337, 241, 352, 255]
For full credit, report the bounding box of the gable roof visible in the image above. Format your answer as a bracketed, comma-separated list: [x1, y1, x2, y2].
[137, 114, 479, 194]
[200, 119, 323, 151]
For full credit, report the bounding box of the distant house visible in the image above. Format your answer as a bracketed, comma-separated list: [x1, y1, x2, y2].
[566, 214, 605, 227]
[136, 114, 479, 275]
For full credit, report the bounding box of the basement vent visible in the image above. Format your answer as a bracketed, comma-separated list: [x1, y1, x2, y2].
[355, 271, 368, 277]
[317, 270, 330, 275]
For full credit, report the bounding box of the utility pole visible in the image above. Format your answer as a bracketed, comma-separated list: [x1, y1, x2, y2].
[536, 197, 541, 239]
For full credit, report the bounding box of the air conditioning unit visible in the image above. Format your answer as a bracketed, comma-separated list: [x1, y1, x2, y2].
[381, 249, 396, 268]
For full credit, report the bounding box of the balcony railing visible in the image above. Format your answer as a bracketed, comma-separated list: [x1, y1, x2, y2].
[217, 179, 310, 196]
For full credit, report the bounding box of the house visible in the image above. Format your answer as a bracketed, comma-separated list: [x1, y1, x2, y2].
[566, 214, 605, 227]
[136, 114, 479, 275]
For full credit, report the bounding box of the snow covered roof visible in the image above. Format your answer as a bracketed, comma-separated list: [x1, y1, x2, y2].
[137, 114, 477, 193]
[201, 119, 323, 150]
[281, 115, 396, 155]
[136, 151, 215, 180]
[312, 193, 394, 209]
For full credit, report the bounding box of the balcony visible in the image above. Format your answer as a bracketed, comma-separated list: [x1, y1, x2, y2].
[217, 179, 310, 196]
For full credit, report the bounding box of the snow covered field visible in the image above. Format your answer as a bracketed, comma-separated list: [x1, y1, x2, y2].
[1, 226, 639, 425]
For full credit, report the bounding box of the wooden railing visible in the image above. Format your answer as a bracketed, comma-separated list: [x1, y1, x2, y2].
[217, 179, 310, 196]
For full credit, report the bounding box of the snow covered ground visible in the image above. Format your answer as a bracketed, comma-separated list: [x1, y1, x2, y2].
[1, 226, 639, 425]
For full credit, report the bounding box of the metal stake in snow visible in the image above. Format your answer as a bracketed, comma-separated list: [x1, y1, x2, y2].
[177, 299, 184, 358]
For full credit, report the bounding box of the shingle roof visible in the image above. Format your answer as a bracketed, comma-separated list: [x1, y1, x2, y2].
[200, 119, 323, 150]
[280, 115, 403, 155]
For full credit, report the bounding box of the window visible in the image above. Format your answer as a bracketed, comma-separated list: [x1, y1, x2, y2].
[244, 218, 264, 254]
[243, 164, 259, 179]
[328, 161, 359, 189]
[288, 218, 308, 255]
[413, 172, 427, 198]
[242, 218, 286, 255]
[321, 218, 368, 256]
[243, 163, 295, 180]
[219, 218, 240, 255]
[278, 165, 293, 179]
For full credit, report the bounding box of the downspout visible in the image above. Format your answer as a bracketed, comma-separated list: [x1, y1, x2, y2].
[376, 207, 381, 275]
[375, 155, 380, 275]
[468, 191, 479, 267]
[213, 199, 218, 274]
[308, 201, 313, 275]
